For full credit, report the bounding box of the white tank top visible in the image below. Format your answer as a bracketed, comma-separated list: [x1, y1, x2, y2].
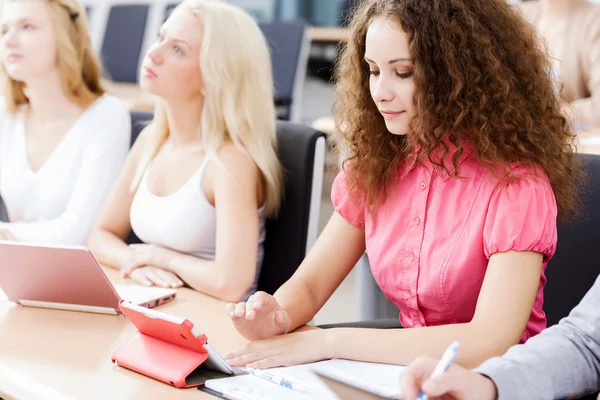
[129, 158, 266, 300]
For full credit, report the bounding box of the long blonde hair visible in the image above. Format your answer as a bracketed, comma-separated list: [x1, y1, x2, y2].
[132, 0, 282, 217]
[0, 0, 105, 115]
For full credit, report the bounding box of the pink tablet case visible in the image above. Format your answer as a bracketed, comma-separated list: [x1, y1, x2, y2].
[111, 300, 228, 388]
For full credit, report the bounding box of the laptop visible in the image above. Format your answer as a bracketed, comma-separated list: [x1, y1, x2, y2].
[0, 242, 176, 315]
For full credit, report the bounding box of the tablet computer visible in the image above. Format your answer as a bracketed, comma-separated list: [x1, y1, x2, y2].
[0, 241, 176, 314]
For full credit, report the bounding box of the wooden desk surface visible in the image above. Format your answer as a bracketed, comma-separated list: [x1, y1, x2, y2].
[103, 80, 155, 113]
[578, 125, 600, 156]
[0, 268, 246, 400]
[309, 26, 349, 43]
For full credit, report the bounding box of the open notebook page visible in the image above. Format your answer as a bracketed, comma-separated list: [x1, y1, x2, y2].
[205, 359, 405, 400]
[312, 359, 405, 398]
[205, 362, 338, 400]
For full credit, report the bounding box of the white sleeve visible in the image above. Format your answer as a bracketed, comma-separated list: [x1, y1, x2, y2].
[3, 100, 131, 244]
[0, 97, 10, 221]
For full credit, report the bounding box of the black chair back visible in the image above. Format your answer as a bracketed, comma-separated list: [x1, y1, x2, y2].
[101, 4, 149, 83]
[258, 121, 326, 294]
[259, 21, 309, 121]
[544, 154, 600, 327]
[125, 111, 153, 245]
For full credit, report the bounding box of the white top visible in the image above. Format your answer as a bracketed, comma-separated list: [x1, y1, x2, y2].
[130, 158, 266, 300]
[0, 94, 131, 245]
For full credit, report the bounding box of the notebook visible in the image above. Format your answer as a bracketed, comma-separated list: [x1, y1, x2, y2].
[316, 373, 388, 400]
[201, 359, 405, 400]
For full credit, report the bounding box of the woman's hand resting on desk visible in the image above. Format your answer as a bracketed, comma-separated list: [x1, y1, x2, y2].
[128, 266, 184, 288]
[224, 292, 332, 368]
[120, 244, 183, 288]
[121, 243, 173, 276]
[223, 329, 332, 369]
[400, 357, 498, 400]
[225, 291, 291, 341]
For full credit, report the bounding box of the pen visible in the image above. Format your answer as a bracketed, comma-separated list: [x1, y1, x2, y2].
[417, 341, 460, 400]
[247, 367, 306, 392]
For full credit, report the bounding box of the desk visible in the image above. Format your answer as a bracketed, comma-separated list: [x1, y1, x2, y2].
[578, 125, 600, 155]
[0, 268, 246, 400]
[309, 27, 349, 44]
[103, 80, 155, 113]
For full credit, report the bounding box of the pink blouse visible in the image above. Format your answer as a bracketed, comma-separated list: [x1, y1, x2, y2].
[332, 144, 557, 343]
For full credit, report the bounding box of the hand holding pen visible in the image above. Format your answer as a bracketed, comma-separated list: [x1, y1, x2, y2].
[416, 341, 460, 400]
[400, 341, 499, 400]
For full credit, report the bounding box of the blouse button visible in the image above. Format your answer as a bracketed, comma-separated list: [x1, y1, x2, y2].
[414, 217, 421, 225]
[410, 253, 416, 261]
[420, 182, 426, 190]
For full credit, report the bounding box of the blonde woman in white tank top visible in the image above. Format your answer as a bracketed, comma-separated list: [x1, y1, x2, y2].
[87, 0, 282, 303]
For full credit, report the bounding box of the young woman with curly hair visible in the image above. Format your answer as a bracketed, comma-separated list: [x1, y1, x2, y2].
[222, 0, 583, 369]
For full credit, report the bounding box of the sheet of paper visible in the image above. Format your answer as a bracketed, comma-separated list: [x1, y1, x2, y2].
[205, 366, 337, 400]
[206, 359, 405, 400]
[311, 359, 405, 399]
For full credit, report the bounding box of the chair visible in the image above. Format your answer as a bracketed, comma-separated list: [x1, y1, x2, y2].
[129, 110, 152, 147]
[257, 122, 326, 294]
[547, 153, 600, 400]
[544, 153, 600, 328]
[259, 21, 310, 122]
[0, 199, 7, 222]
[101, 4, 150, 83]
[124, 111, 153, 245]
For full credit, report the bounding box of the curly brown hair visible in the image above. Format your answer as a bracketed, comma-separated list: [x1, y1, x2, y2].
[333, 0, 582, 220]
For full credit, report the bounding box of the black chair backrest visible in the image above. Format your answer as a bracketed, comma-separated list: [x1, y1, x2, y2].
[125, 111, 153, 245]
[129, 110, 153, 147]
[101, 4, 149, 83]
[0, 197, 7, 222]
[259, 21, 307, 121]
[544, 153, 600, 327]
[258, 121, 325, 294]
